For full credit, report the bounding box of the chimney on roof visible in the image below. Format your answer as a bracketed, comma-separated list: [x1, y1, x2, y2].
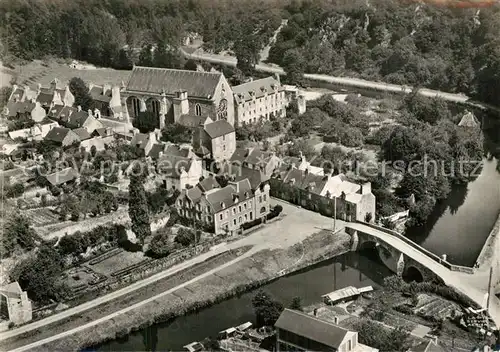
[361, 182, 371, 195]
[245, 147, 253, 157]
[148, 132, 157, 143]
[110, 86, 121, 108]
[88, 109, 93, 117]
[37, 83, 42, 94]
[77, 106, 82, 112]
[103, 84, 111, 95]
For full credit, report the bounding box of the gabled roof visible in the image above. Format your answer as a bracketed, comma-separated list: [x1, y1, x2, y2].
[66, 110, 91, 128]
[165, 144, 192, 158]
[220, 162, 269, 190]
[0, 281, 23, 300]
[178, 114, 211, 128]
[130, 133, 152, 150]
[205, 179, 253, 213]
[48, 105, 77, 123]
[89, 85, 112, 103]
[73, 127, 91, 141]
[45, 167, 79, 186]
[148, 143, 166, 159]
[203, 120, 234, 139]
[275, 309, 350, 349]
[3, 101, 35, 117]
[198, 176, 220, 192]
[44, 127, 76, 143]
[282, 168, 329, 195]
[157, 154, 193, 178]
[233, 76, 283, 103]
[126, 66, 223, 99]
[36, 92, 53, 106]
[230, 147, 275, 167]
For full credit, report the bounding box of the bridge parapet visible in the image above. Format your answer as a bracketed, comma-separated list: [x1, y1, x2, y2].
[353, 221, 475, 274]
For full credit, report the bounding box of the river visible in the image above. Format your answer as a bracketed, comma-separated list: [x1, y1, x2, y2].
[96, 250, 393, 352]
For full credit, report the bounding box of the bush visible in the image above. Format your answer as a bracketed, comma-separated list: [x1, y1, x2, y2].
[5, 183, 25, 198]
[148, 229, 174, 258]
[266, 205, 283, 220]
[174, 228, 196, 247]
[241, 217, 263, 230]
[116, 225, 142, 252]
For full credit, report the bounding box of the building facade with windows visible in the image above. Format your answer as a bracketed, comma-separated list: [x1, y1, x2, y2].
[193, 118, 236, 162]
[232, 75, 288, 127]
[175, 178, 270, 236]
[123, 66, 234, 129]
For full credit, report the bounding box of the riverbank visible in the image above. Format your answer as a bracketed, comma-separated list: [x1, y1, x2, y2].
[475, 211, 500, 270]
[3, 229, 351, 351]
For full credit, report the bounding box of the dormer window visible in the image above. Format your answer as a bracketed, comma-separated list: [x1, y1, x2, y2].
[220, 201, 225, 209]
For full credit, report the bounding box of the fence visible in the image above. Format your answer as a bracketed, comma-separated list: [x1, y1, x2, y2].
[355, 221, 475, 274]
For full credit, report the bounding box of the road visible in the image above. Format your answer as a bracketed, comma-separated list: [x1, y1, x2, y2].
[0, 200, 336, 350]
[348, 222, 500, 330]
[181, 49, 498, 112]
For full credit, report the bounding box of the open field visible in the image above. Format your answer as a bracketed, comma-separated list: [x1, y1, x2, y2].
[11, 60, 131, 88]
[21, 208, 60, 227]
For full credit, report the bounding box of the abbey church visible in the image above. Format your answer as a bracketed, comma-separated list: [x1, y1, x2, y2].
[122, 66, 234, 128]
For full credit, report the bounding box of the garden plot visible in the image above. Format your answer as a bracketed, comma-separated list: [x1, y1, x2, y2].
[22, 207, 60, 227]
[413, 294, 461, 321]
[87, 250, 146, 277]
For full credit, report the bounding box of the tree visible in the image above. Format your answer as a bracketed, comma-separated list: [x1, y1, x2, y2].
[355, 321, 410, 352]
[69, 77, 93, 111]
[161, 123, 193, 144]
[234, 35, 260, 76]
[252, 290, 284, 327]
[282, 48, 305, 86]
[148, 229, 174, 258]
[289, 296, 303, 311]
[174, 228, 196, 247]
[184, 59, 198, 71]
[2, 214, 39, 257]
[128, 163, 151, 244]
[11, 245, 67, 303]
[134, 111, 159, 133]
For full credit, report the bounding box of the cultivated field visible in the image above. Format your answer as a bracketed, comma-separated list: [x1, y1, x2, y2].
[12, 60, 131, 88]
[22, 207, 60, 227]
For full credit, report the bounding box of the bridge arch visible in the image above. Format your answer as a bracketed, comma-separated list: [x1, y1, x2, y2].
[403, 266, 424, 283]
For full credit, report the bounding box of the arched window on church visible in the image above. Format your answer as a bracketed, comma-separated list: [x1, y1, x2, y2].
[195, 104, 202, 116]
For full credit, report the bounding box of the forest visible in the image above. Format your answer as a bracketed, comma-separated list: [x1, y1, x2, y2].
[0, 0, 499, 106]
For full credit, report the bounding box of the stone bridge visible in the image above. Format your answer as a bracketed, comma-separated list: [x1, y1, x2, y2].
[344, 222, 500, 329]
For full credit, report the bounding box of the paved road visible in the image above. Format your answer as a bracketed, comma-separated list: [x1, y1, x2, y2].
[348, 222, 500, 329]
[181, 49, 497, 112]
[0, 200, 335, 349]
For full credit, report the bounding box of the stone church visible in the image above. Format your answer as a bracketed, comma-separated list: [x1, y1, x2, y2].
[122, 66, 234, 128]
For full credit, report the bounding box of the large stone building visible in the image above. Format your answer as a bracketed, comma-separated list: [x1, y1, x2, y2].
[175, 177, 270, 236]
[275, 309, 378, 352]
[123, 66, 234, 129]
[232, 75, 288, 126]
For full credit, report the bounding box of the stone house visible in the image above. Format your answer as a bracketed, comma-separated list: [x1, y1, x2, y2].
[130, 130, 162, 157]
[229, 147, 283, 177]
[2, 101, 35, 119]
[44, 127, 81, 147]
[89, 83, 126, 120]
[8, 121, 59, 141]
[65, 109, 104, 133]
[34, 79, 75, 110]
[232, 75, 288, 126]
[0, 282, 32, 326]
[175, 178, 270, 236]
[157, 147, 203, 191]
[271, 166, 376, 222]
[123, 66, 234, 128]
[193, 118, 236, 162]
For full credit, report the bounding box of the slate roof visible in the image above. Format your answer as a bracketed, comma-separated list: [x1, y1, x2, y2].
[186, 186, 203, 202]
[130, 133, 151, 150]
[126, 66, 222, 98]
[73, 127, 91, 141]
[36, 92, 53, 106]
[233, 76, 283, 104]
[198, 176, 220, 192]
[205, 179, 253, 213]
[230, 147, 274, 167]
[89, 85, 112, 103]
[282, 168, 329, 195]
[45, 167, 79, 186]
[0, 282, 23, 300]
[220, 162, 269, 190]
[165, 144, 191, 158]
[157, 154, 193, 178]
[275, 309, 349, 349]
[44, 127, 75, 143]
[178, 114, 211, 128]
[203, 120, 234, 139]
[148, 143, 166, 159]
[48, 105, 77, 123]
[4, 101, 35, 117]
[66, 111, 91, 128]
[93, 128, 111, 137]
[409, 340, 445, 352]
